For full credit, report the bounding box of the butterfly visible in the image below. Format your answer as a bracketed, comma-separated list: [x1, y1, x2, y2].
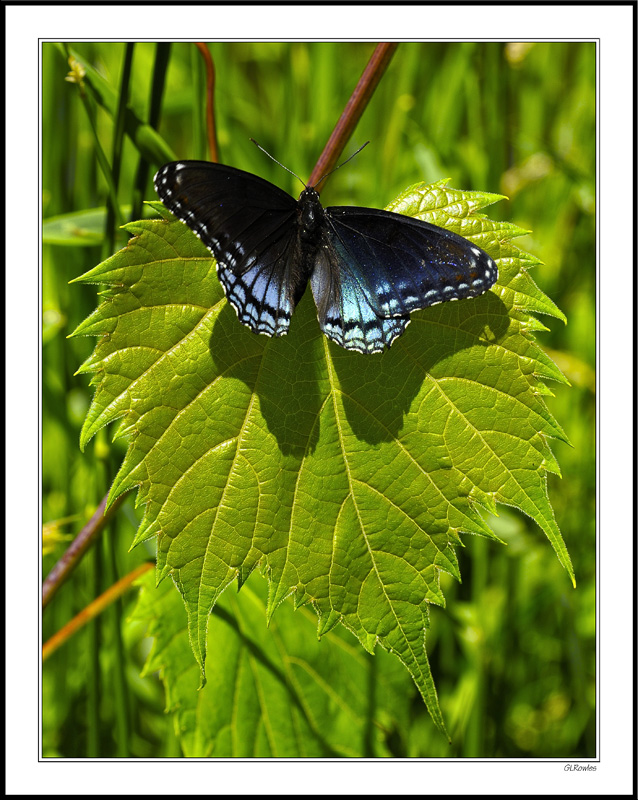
[154, 157, 498, 355]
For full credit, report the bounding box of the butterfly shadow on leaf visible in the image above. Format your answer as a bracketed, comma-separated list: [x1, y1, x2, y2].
[330, 288, 509, 445]
[208, 285, 508, 454]
[208, 292, 325, 458]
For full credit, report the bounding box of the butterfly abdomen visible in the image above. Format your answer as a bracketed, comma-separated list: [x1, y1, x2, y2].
[288, 186, 330, 305]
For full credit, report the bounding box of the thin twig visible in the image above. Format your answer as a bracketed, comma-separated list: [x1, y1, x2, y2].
[42, 490, 130, 608]
[307, 42, 399, 190]
[195, 42, 218, 162]
[42, 562, 154, 661]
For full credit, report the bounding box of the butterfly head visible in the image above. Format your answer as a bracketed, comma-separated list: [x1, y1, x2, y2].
[299, 185, 321, 202]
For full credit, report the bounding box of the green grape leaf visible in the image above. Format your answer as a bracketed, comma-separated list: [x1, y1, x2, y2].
[130, 568, 412, 757]
[72, 180, 571, 737]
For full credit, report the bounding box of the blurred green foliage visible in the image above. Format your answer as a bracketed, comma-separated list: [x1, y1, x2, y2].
[42, 41, 595, 758]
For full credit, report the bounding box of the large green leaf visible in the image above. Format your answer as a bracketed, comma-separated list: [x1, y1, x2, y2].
[131, 568, 412, 757]
[72, 179, 571, 736]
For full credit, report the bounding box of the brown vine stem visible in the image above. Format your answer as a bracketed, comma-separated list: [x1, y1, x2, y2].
[42, 562, 154, 661]
[307, 42, 399, 191]
[42, 490, 130, 609]
[195, 42, 219, 163]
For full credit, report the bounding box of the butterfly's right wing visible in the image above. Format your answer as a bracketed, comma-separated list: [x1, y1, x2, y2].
[310, 240, 410, 355]
[155, 161, 301, 338]
[311, 204, 498, 354]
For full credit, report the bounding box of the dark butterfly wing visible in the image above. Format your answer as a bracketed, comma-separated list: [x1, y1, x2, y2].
[310, 239, 410, 354]
[314, 207, 498, 351]
[154, 161, 301, 337]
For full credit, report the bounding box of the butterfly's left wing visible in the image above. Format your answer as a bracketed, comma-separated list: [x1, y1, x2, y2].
[155, 161, 302, 338]
[312, 206, 498, 353]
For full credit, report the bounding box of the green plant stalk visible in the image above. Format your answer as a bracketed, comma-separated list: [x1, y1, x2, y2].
[104, 43, 135, 256]
[100, 455, 130, 758]
[77, 89, 125, 231]
[191, 43, 205, 160]
[86, 543, 101, 757]
[131, 42, 171, 221]
[465, 536, 488, 756]
[363, 650, 377, 757]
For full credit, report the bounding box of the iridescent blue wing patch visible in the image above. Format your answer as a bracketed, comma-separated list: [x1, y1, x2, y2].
[324, 206, 498, 318]
[310, 238, 410, 354]
[155, 162, 301, 337]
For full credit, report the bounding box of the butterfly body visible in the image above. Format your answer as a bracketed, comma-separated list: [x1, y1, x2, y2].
[292, 186, 328, 298]
[154, 161, 498, 354]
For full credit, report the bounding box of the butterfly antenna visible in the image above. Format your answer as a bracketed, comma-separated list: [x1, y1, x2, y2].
[313, 141, 370, 190]
[250, 138, 307, 188]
